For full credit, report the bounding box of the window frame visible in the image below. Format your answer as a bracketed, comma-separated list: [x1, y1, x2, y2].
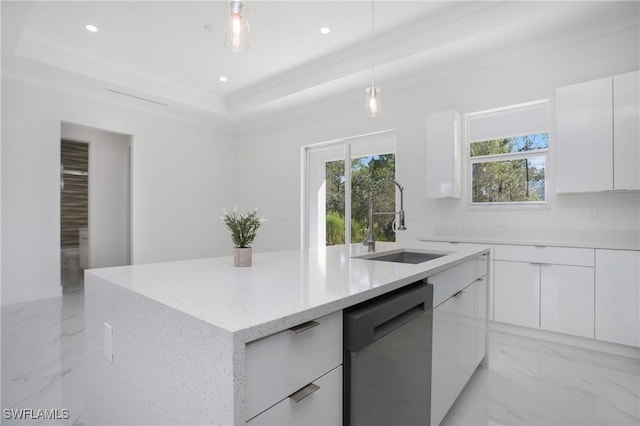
[466, 100, 550, 209]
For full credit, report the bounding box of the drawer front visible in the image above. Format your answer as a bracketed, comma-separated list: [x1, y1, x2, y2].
[247, 366, 342, 426]
[430, 258, 482, 307]
[245, 311, 342, 420]
[493, 244, 594, 267]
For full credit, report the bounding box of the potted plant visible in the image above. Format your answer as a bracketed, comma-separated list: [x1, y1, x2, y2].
[220, 206, 266, 267]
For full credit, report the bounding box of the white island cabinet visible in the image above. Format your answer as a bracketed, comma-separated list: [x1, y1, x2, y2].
[83, 242, 490, 425]
[245, 311, 343, 425]
[430, 255, 489, 426]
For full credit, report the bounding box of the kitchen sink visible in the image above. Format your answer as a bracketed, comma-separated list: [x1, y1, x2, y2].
[354, 249, 447, 264]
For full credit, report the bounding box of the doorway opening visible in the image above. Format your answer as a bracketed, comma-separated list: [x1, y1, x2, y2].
[303, 130, 396, 248]
[60, 140, 89, 293]
[60, 122, 132, 293]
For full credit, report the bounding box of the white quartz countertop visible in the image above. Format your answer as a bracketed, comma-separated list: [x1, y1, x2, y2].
[86, 242, 489, 342]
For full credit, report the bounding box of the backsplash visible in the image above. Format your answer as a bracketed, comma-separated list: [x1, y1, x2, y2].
[61, 140, 88, 249]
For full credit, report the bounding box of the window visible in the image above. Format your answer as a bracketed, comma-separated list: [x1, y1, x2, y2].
[467, 101, 549, 205]
[303, 131, 396, 248]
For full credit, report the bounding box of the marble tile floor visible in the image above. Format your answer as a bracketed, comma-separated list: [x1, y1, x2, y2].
[2, 284, 639, 426]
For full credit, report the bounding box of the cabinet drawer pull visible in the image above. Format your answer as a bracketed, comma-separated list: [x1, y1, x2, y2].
[289, 320, 319, 334]
[288, 383, 320, 403]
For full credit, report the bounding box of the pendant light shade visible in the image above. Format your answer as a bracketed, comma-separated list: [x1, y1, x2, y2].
[225, 0, 249, 52]
[366, 86, 380, 117]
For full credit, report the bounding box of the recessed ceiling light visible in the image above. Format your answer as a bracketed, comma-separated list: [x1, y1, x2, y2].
[219, 76, 228, 82]
[85, 24, 98, 32]
[320, 27, 331, 35]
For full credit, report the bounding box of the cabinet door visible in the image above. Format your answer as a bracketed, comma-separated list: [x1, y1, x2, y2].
[475, 276, 488, 366]
[453, 284, 477, 397]
[540, 265, 594, 338]
[494, 261, 540, 328]
[426, 110, 461, 198]
[613, 71, 640, 190]
[431, 299, 457, 426]
[595, 249, 640, 347]
[556, 77, 613, 193]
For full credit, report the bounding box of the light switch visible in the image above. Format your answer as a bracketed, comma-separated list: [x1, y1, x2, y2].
[103, 322, 113, 363]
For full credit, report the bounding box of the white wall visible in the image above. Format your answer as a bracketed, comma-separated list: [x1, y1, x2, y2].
[1, 78, 236, 305]
[61, 123, 131, 269]
[235, 26, 640, 251]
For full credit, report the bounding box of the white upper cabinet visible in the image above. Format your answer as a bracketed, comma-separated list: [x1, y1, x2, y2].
[556, 71, 639, 193]
[426, 110, 461, 199]
[613, 71, 640, 191]
[556, 77, 613, 193]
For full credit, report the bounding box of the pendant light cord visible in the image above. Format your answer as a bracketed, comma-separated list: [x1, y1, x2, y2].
[370, 0, 375, 88]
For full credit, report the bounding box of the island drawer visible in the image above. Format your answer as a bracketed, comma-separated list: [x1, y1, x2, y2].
[430, 256, 487, 307]
[247, 365, 342, 425]
[245, 310, 342, 421]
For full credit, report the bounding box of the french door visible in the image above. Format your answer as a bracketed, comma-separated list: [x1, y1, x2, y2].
[303, 131, 396, 248]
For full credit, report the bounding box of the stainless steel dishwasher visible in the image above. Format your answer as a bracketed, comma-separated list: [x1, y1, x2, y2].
[344, 281, 433, 426]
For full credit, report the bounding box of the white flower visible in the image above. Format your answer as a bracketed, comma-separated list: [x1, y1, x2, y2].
[222, 208, 228, 215]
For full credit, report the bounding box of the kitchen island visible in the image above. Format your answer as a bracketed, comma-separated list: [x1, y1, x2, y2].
[84, 242, 489, 425]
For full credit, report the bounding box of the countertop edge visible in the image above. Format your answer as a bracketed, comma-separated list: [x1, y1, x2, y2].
[417, 236, 639, 251]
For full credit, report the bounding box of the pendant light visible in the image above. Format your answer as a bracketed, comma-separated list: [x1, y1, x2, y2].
[366, 0, 380, 117]
[225, 0, 249, 52]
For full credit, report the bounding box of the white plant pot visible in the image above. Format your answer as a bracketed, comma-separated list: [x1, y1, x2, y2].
[234, 247, 252, 267]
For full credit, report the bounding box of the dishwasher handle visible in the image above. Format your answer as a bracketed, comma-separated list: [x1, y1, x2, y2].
[372, 303, 424, 341]
[344, 282, 432, 352]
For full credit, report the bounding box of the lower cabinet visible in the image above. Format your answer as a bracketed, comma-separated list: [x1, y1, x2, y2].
[430, 256, 488, 426]
[493, 245, 595, 339]
[595, 249, 640, 347]
[494, 261, 540, 328]
[247, 366, 343, 426]
[245, 311, 343, 424]
[540, 264, 594, 338]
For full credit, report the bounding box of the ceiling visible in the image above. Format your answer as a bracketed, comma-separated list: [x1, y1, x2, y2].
[2, 1, 639, 130]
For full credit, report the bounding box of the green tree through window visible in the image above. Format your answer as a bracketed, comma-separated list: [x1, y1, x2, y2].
[325, 154, 396, 245]
[470, 133, 548, 203]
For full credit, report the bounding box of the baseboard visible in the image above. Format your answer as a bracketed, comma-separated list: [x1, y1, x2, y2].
[490, 321, 640, 360]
